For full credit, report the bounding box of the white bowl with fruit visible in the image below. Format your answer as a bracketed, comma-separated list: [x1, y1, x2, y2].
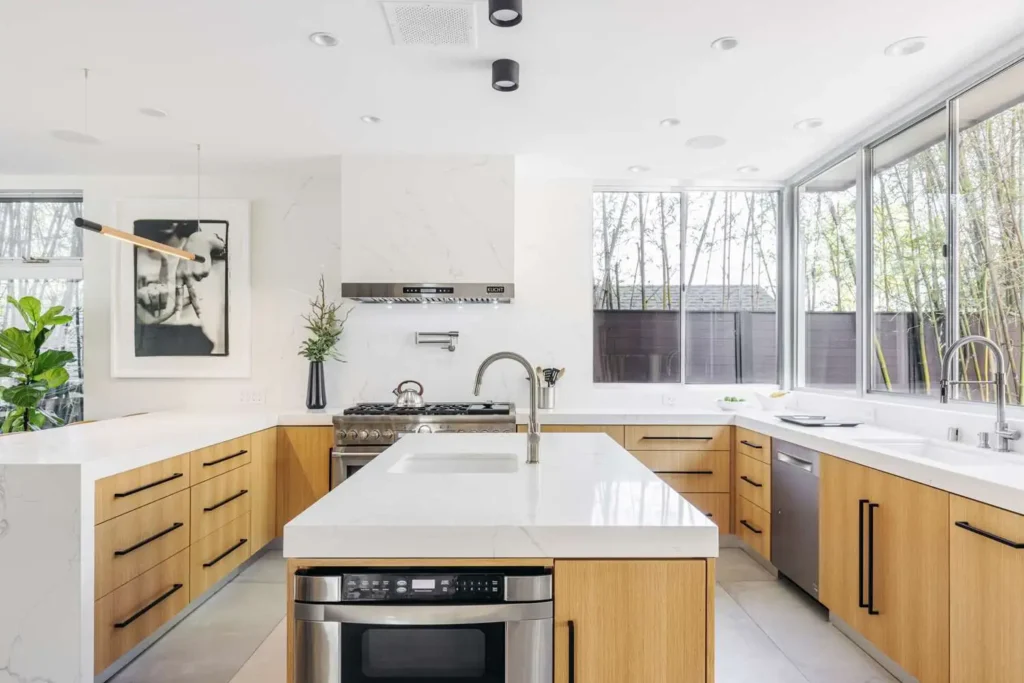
[756, 391, 790, 411]
[716, 396, 748, 412]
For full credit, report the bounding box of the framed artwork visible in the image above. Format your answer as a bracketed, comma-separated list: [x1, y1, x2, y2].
[111, 199, 251, 378]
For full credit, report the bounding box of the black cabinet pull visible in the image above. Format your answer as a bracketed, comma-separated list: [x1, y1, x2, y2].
[567, 619, 576, 683]
[740, 519, 763, 534]
[858, 499, 869, 609]
[203, 538, 248, 568]
[739, 440, 763, 449]
[203, 489, 248, 513]
[113, 473, 183, 499]
[668, 470, 714, 475]
[114, 522, 185, 557]
[955, 521, 1024, 549]
[641, 436, 712, 441]
[202, 449, 248, 467]
[740, 475, 763, 488]
[114, 584, 183, 629]
[867, 502, 879, 615]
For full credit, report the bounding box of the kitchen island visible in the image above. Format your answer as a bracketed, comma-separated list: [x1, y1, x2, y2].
[284, 432, 718, 683]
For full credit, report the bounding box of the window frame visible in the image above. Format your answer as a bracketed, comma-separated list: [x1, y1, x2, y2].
[592, 184, 785, 387]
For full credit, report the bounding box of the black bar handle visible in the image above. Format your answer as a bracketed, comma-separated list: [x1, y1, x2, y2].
[740, 475, 763, 488]
[114, 584, 183, 628]
[642, 435, 712, 441]
[203, 538, 248, 568]
[740, 520, 762, 534]
[203, 489, 248, 513]
[113, 472, 184, 499]
[858, 499, 868, 608]
[74, 217, 104, 232]
[739, 439, 763, 449]
[567, 619, 576, 683]
[867, 503, 879, 615]
[668, 470, 714, 475]
[114, 522, 185, 557]
[202, 449, 248, 467]
[954, 521, 1024, 549]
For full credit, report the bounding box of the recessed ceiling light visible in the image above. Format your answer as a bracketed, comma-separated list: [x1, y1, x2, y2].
[884, 36, 927, 57]
[309, 32, 339, 47]
[685, 135, 727, 149]
[51, 129, 100, 145]
[628, 165, 650, 173]
[138, 107, 168, 118]
[737, 165, 760, 174]
[660, 118, 681, 128]
[360, 115, 382, 124]
[793, 118, 824, 131]
[710, 36, 739, 51]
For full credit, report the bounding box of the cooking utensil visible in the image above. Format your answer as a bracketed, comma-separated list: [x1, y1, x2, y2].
[392, 380, 426, 408]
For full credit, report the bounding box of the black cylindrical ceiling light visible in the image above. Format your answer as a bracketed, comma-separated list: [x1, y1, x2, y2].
[492, 59, 520, 92]
[489, 0, 522, 27]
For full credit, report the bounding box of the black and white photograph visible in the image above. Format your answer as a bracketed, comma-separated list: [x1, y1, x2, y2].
[133, 218, 229, 357]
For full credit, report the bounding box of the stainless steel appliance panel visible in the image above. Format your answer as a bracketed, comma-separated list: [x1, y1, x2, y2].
[294, 619, 341, 683]
[771, 440, 821, 599]
[506, 617, 553, 683]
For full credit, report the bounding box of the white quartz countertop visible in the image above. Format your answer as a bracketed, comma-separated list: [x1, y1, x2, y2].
[520, 408, 1024, 516]
[283, 432, 719, 559]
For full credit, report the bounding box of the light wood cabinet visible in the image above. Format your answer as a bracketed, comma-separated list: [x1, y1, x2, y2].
[819, 455, 949, 683]
[95, 454, 190, 524]
[190, 465, 251, 543]
[190, 434, 251, 484]
[625, 425, 729, 451]
[633, 450, 730, 494]
[680, 492, 731, 531]
[949, 495, 1024, 683]
[735, 427, 770, 464]
[190, 512, 251, 599]
[276, 426, 334, 529]
[539, 424, 625, 446]
[736, 496, 770, 559]
[735, 453, 771, 512]
[249, 428, 278, 549]
[554, 560, 710, 683]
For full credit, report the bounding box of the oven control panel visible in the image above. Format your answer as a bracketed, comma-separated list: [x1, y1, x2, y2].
[341, 573, 504, 602]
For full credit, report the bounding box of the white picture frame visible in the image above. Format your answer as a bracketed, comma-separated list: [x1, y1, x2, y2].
[111, 198, 251, 378]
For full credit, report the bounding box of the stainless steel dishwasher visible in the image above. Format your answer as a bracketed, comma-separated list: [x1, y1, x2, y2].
[771, 440, 820, 599]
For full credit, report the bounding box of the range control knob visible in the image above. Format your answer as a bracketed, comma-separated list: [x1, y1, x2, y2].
[369, 429, 381, 440]
[416, 425, 433, 434]
[358, 430, 369, 440]
[346, 429, 358, 440]
[382, 429, 394, 439]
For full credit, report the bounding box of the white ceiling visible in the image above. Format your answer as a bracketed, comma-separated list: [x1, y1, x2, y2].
[2, 0, 1023, 182]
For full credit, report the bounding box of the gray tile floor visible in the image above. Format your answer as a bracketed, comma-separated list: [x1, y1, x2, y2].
[112, 547, 896, 683]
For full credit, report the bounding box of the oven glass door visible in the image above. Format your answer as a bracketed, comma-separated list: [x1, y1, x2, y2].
[341, 622, 505, 682]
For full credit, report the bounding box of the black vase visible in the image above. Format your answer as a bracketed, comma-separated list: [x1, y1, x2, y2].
[306, 361, 327, 410]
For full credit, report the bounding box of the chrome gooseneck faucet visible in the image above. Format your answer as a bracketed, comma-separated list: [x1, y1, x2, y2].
[940, 335, 1021, 452]
[474, 351, 540, 464]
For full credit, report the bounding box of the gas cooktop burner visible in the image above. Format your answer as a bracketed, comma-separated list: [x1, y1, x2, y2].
[343, 402, 513, 417]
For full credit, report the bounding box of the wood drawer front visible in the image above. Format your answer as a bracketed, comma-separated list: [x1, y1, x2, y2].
[190, 435, 252, 484]
[190, 465, 251, 543]
[639, 451, 730, 493]
[95, 454, 190, 524]
[737, 496, 771, 560]
[94, 548, 190, 674]
[95, 490, 190, 599]
[539, 424, 625, 446]
[625, 425, 729, 451]
[736, 427, 770, 463]
[190, 512, 251, 599]
[681, 492, 731, 531]
[735, 454, 771, 511]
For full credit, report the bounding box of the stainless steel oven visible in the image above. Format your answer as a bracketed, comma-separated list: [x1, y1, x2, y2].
[293, 567, 552, 683]
[330, 447, 381, 489]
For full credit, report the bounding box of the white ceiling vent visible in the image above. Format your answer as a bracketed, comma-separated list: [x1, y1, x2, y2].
[382, 2, 477, 47]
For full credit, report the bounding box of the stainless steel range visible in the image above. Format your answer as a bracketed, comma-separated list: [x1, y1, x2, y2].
[331, 402, 516, 488]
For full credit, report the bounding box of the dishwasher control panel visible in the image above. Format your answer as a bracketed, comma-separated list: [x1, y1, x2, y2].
[341, 573, 503, 602]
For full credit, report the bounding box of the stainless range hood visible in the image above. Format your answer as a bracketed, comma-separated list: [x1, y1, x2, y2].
[342, 283, 514, 304]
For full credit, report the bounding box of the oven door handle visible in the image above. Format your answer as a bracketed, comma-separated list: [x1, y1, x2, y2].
[295, 601, 552, 625]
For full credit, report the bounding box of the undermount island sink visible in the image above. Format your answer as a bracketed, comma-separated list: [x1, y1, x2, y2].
[388, 452, 520, 474]
[851, 435, 1023, 467]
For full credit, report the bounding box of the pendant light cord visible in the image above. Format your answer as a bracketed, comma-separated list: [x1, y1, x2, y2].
[196, 143, 201, 229]
[82, 68, 90, 137]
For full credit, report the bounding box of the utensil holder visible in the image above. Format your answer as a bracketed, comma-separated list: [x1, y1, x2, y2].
[539, 386, 556, 410]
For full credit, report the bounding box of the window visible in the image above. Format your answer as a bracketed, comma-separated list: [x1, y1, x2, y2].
[593, 189, 779, 384]
[0, 195, 84, 425]
[684, 191, 778, 383]
[870, 111, 948, 397]
[798, 156, 858, 391]
[950, 60, 1024, 405]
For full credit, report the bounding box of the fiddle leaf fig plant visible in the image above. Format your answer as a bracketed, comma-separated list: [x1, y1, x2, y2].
[0, 295, 75, 432]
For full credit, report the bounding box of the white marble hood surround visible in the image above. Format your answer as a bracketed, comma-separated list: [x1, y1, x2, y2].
[517, 408, 1024, 516]
[283, 433, 718, 559]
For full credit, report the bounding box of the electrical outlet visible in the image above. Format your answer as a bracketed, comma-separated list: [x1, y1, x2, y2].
[662, 394, 677, 407]
[239, 389, 266, 405]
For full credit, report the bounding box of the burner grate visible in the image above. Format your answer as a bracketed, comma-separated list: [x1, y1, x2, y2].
[343, 402, 511, 417]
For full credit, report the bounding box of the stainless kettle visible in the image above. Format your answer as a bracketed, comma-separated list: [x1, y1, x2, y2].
[392, 380, 425, 408]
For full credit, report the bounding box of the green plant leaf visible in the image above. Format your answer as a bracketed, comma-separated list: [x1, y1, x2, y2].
[1, 407, 24, 433]
[0, 363, 16, 378]
[0, 328, 35, 364]
[32, 349, 74, 376]
[3, 384, 48, 408]
[35, 407, 64, 427]
[14, 296, 41, 326]
[37, 305, 66, 326]
[36, 367, 69, 389]
[27, 409, 46, 429]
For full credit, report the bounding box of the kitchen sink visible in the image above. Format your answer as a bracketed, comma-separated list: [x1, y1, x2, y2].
[388, 452, 520, 474]
[853, 437, 1023, 467]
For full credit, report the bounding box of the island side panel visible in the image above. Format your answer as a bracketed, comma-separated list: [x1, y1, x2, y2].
[285, 557, 555, 683]
[0, 464, 84, 683]
[706, 558, 715, 683]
